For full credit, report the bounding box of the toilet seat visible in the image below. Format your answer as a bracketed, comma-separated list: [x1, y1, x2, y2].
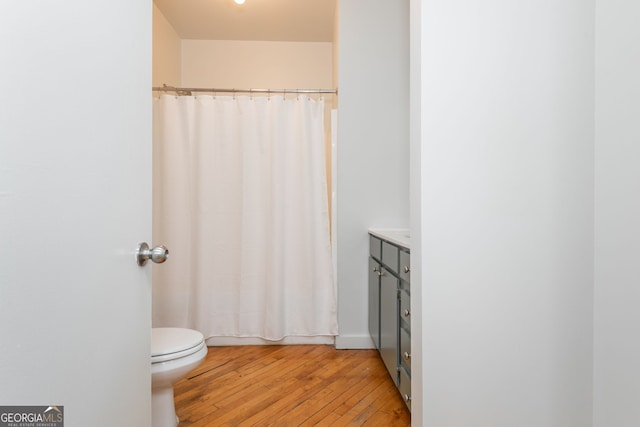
[152, 328, 205, 364]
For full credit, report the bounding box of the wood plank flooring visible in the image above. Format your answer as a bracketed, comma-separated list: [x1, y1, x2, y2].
[173, 345, 411, 426]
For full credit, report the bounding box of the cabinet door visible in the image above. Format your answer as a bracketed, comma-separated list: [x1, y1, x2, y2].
[380, 267, 399, 384]
[368, 257, 381, 349]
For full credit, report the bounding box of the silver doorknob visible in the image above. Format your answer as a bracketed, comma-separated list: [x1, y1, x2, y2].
[136, 242, 169, 266]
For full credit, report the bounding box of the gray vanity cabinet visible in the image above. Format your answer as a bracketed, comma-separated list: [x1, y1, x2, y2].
[368, 232, 411, 411]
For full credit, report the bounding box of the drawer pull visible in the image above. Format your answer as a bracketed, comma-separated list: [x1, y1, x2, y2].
[403, 351, 411, 361]
[403, 266, 410, 274]
[404, 394, 412, 402]
[373, 267, 383, 277]
[403, 308, 410, 317]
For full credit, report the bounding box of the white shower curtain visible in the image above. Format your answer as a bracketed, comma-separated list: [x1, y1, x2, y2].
[152, 94, 338, 342]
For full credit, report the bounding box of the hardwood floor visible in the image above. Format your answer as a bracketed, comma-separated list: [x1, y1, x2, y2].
[173, 345, 411, 426]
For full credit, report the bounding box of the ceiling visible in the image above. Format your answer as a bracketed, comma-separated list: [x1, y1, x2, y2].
[153, 0, 337, 42]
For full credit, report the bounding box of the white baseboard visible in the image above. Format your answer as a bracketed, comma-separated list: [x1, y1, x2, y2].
[335, 334, 376, 349]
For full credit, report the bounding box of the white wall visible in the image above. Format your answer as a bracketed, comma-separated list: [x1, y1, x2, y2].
[414, 1, 594, 425]
[336, 1, 409, 348]
[153, 4, 181, 87]
[594, 1, 640, 425]
[181, 40, 332, 89]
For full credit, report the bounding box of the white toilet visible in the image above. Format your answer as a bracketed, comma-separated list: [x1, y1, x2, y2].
[151, 327, 208, 427]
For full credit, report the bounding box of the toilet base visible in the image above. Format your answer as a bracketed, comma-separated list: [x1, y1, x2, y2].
[152, 385, 179, 427]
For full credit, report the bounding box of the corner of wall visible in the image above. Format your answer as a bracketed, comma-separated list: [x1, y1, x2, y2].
[152, 4, 182, 87]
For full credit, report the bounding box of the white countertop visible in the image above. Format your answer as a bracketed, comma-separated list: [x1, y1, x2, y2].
[368, 228, 410, 249]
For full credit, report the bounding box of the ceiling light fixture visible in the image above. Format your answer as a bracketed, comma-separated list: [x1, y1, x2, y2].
[234, 0, 246, 4]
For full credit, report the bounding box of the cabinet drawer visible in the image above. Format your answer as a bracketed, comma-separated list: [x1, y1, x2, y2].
[381, 241, 398, 273]
[399, 367, 412, 411]
[399, 250, 410, 283]
[400, 326, 411, 373]
[400, 290, 410, 332]
[369, 235, 382, 261]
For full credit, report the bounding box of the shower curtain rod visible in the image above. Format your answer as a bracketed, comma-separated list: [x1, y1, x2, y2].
[153, 84, 337, 96]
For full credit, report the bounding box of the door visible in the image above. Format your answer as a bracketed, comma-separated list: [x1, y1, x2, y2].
[0, 2, 152, 426]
